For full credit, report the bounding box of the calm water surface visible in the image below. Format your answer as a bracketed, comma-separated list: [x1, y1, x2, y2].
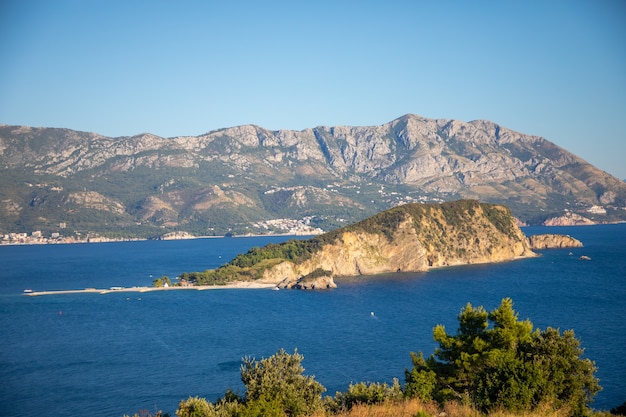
[1, 225, 624, 416]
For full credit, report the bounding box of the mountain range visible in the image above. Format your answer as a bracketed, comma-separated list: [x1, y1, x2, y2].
[1, 114, 625, 238]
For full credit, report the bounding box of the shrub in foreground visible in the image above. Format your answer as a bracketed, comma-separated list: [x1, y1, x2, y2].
[171, 298, 601, 417]
[405, 298, 600, 416]
[327, 379, 403, 413]
[240, 348, 326, 416]
[176, 349, 325, 417]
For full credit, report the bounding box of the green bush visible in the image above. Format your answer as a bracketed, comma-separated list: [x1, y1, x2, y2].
[329, 379, 403, 412]
[238, 393, 285, 417]
[176, 394, 244, 417]
[405, 298, 600, 416]
[175, 349, 326, 417]
[240, 348, 326, 417]
[404, 352, 437, 402]
[176, 396, 213, 417]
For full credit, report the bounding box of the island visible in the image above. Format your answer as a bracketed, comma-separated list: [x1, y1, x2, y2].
[178, 200, 538, 290]
[528, 233, 583, 249]
[25, 200, 588, 296]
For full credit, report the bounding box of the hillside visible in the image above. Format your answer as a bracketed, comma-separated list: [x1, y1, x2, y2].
[1, 114, 625, 238]
[179, 200, 536, 289]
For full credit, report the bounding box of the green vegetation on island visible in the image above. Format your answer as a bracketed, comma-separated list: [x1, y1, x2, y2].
[126, 298, 620, 417]
[152, 276, 172, 287]
[178, 239, 325, 285]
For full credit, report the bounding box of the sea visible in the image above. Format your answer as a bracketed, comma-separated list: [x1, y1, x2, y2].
[0, 224, 624, 417]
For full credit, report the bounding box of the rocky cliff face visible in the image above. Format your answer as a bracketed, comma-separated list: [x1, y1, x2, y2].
[542, 213, 595, 226]
[257, 200, 536, 287]
[528, 234, 583, 249]
[2, 115, 625, 237]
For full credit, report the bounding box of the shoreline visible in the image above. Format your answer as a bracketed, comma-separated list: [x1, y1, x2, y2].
[1, 232, 317, 247]
[23, 252, 544, 297]
[5, 223, 625, 246]
[23, 281, 277, 296]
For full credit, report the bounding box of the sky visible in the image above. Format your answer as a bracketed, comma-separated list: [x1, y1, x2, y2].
[1, 0, 625, 179]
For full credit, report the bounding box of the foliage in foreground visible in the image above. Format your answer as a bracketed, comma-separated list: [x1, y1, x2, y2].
[127, 298, 609, 417]
[176, 348, 325, 417]
[405, 298, 601, 416]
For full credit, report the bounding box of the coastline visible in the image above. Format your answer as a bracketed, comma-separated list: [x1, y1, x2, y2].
[24, 255, 534, 297]
[1, 232, 316, 246]
[23, 281, 277, 296]
[6, 222, 625, 246]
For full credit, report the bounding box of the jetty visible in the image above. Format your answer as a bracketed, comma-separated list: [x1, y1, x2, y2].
[23, 282, 276, 296]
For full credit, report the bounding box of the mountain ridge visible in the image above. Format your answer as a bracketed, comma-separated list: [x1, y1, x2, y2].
[1, 114, 625, 238]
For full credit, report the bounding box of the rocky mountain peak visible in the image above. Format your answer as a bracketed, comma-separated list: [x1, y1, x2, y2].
[1, 115, 625, 237]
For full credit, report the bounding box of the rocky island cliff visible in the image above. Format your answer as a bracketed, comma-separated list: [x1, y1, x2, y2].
[528, 234, 583, 249]
[180, 200, 536, 289]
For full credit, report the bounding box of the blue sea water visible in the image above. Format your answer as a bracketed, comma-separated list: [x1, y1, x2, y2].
[0, 225, 624, 417]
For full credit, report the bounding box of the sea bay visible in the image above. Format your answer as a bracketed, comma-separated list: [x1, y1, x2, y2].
[0, 225, 624, 416]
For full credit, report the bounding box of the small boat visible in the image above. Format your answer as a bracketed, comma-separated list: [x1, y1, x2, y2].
[272, 286, 280, 291]
[23, 289, 33, 293]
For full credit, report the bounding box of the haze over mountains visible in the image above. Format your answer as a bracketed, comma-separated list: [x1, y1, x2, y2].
[1, 114, 625, 239]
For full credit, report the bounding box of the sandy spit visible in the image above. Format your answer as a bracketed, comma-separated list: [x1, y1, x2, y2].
[23, 282, 277, 296]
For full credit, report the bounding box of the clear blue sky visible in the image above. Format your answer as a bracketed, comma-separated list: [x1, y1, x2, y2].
[1, 0, 625, 179]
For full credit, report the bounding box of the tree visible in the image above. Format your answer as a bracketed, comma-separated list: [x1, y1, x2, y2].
[404, 352, 437, 402]
[174, 350, 325, 417]
[153, 275, 172, 287]
[240, 348, 326, 417]
[405, 298, 600, 415]
[329, 379, 403, 412]
[526, 327, 601, 416]
[176, 396, 212, 417]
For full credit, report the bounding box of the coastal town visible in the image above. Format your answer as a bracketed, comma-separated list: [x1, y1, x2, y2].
[0, 232, 150, 245]
[1, 201, 617, 246]
[0, 216, 326, 245]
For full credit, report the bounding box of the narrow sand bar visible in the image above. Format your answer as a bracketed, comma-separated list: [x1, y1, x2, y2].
[24, 281, 276, 296]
